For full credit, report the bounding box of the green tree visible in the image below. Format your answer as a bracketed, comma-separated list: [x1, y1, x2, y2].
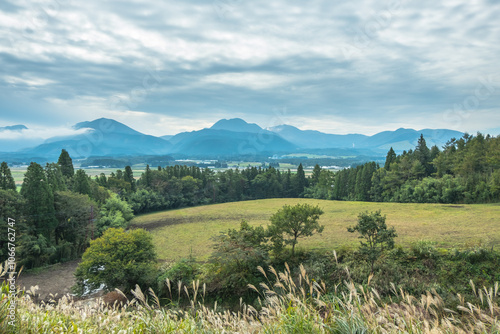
[45, 163, 67, 192]
[0, 162, 16, 191]
[96, 195, 134, 235]
[384, 147, 397, 171]
[124, 166, 136, 192]
[74, 228, 157, 294]
[268, 203, 324, 256]
[73, 169, 91, 196]
[20, 162, 57, 241]
[57, 149, 74, 178]
[311, 164, 322, 186]
[292, 163, 307, 197]
[208, 220, 269, 296]
[54, 191, 97, 256]
[347, 210, 397, 272]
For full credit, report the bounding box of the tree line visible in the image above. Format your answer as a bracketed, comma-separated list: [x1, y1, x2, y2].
[306, 133, 500, 203]
[1, 131, 498, 269]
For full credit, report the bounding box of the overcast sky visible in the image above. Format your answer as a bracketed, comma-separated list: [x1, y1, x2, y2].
[1, 0, 500, 138]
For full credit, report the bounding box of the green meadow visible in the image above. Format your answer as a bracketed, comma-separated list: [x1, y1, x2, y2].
[130, 198, 500, 261]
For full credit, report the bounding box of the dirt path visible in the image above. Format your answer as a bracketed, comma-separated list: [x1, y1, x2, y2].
[16, 259, 81, 302]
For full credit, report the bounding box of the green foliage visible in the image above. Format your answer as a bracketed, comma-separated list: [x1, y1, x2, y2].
[74, 228, 157, 294]
[57, 149, 74, 178]
[157, 256, 201, 301]
[54, 191, 97, 258]
[96, 195, 134, 235]
[347, 210, 397, 272]
[20, 162, 57, 242]
[72, 169, 91, 196]
[268, 203, 324, 256]
[45, 163, 66, 192]
[207, 220, 269, 297]
[0, 162, 16, 191]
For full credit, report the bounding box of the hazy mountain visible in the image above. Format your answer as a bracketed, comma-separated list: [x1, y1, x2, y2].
[0, 124, 28, 131]
[368, 128, 464, 151]
[0, 117, 465, 162]
[19, 118, 172, 160]
[268, 125, 463, 152]
[169, 127, 297, 156]
[268, 124, 367, 149]
[210, 118, 263, 133]
[0, 124, 45, 152]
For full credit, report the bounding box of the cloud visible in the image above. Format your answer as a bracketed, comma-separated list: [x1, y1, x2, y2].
[0, 0, 499, 136]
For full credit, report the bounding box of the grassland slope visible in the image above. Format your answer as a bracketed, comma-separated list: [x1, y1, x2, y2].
[129, 198, 500, 261]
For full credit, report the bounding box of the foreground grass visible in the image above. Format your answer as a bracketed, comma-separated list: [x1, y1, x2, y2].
[130, 198, 500, 261]
[3, 264, 499, 333]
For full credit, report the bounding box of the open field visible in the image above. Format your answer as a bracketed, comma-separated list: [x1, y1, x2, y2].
[130, 198, 500, 261]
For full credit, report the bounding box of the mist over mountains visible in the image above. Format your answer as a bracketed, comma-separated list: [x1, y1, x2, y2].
[0, 117, 463, 163]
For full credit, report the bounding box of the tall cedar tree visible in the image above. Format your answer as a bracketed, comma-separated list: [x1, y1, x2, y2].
[0, 161, 16, 191]
[293, 163, 307, 197]
[384, 147, 397, 170]
[57, 149, 74, 178]
[124, 165, 136, 191]
[73, 169, 91, 196]
[20, 162, 57, 241]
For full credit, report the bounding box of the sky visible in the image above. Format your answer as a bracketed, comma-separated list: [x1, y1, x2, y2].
[1, 0, 500, 139]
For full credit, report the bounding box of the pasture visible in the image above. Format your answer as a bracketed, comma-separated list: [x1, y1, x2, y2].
[130, 198, 500, 261]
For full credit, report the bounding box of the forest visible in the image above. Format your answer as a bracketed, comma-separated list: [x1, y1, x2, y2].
[0, 132, 499, 270]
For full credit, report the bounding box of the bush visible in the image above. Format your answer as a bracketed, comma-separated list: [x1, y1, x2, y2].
[74, 228, 157, 295]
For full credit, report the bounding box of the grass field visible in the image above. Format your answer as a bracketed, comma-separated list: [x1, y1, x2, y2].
[130, 198, 500, 261]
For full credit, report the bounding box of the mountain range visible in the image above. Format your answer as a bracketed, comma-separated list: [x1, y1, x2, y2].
[0, 118, 464, 162]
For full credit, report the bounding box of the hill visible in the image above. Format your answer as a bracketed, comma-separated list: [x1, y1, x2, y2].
[129, 198, 500, 261]
[20, 118, 173, 160]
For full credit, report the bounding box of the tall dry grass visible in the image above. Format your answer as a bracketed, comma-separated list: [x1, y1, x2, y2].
[1, 260, 499, 333]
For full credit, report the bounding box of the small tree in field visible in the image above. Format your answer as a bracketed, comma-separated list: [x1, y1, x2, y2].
[268, 203, 324, 256]
[347, 210, 397, 273]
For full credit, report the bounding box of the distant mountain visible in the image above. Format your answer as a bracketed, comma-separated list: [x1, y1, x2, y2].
[19, 118, 172, 160]
[0, 117, 465, 162]
[0, 124, 45, 152]
[268, 124, 367, 149]
[268, 125, 463, 152]
[0, 124, 28, 132]
[368, 128, 464, 151]
[169, 129, 297, 156]
[210, 118, 263, 133]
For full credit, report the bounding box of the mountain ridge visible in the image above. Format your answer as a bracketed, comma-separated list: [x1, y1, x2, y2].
[0, 117, 465, 161]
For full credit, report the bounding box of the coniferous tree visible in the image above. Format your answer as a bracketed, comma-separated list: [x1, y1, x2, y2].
[20, 162, 57, 241]
[0, 161, 16, 191]
[73, 169, 91, 196]
[415, 134, 431, 176]
[311, 164, 321, 186]
[124, 166, 136, 191]
[57, 149, 74, 178]
[384, 147, 397, 171]
[292, 163, 306, 197]
[45, 163, 67, 192]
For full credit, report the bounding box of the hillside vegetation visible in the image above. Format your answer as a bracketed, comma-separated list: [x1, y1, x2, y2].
[130, 198, 500, 261]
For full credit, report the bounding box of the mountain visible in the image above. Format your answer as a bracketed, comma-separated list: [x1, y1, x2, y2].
[0, 124, 45, 152]
[0, 117, 465, 162]
[367, 128, 464, 151]
[19, 118, 172, 160]
[0, 124, 28, 131]
[210, 118, 263, 133]
[268, 125, 463, 152]
[268, 124, 367, 149]
[169, 127, 297, 156]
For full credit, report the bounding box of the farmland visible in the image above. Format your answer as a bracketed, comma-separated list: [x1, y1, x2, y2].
[130, 198, 500, 261]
